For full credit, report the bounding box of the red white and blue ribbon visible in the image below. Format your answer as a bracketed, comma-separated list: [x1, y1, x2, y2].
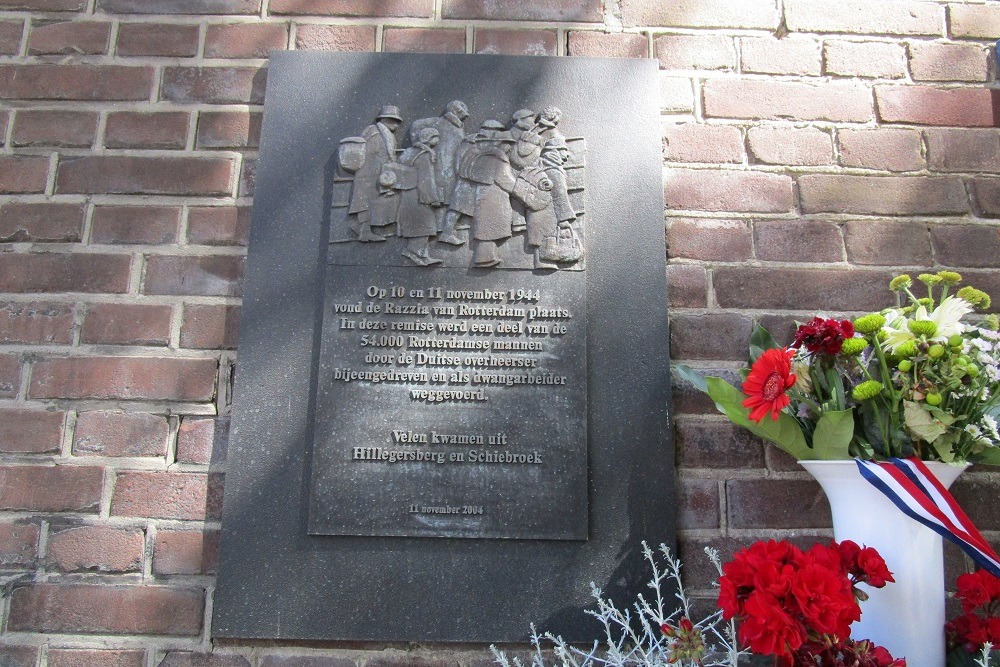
[855, 457, 1000, 578]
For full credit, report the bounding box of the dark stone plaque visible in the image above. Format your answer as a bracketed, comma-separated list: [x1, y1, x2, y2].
[214, 52, 674, 643]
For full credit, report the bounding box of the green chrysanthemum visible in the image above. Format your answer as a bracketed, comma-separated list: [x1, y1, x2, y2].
[918, 273, 942, 286]
[985, 314, 1000, 331]
[957, 286, 992, 310]
[895, 340, 918, 358]
[852, 380, 884, 401]
[917, 298, 933, 307]
[853, 314, 886, 335]
[840, 338, 868, 356]
[889, 275, 912, 291]
[937, 271, 962, 285]
[908, 320, 938, 337]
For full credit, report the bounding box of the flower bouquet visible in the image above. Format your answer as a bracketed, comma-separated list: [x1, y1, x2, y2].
[718, 539, 903, 667]
[677, 271, 1000, 465]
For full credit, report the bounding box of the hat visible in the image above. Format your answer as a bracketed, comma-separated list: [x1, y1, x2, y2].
[511, 108, 534, 122]
[543, 137, 569, 151]
[377, 105, 403, 122]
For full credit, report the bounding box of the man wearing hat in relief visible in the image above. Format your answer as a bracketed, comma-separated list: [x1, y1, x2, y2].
[348, 105, 403, 242]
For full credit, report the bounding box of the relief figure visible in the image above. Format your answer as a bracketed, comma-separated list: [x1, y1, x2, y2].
[396, 127, 444, 266]
[347, 105, 404, 242]
[409, 101, 469, 236]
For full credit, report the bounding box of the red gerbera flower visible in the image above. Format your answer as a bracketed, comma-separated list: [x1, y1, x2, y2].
[742, 348, 797, 422]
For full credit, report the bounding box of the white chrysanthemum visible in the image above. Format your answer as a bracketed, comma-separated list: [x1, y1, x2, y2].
[881, 296, 973, 353]
[982, 415, 1000, 442]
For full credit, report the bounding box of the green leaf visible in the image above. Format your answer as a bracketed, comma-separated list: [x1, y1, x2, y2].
[973, 446, 1000, 466]
[811, 410, 854, 460]
[749, 323, 780, 364]
[931, 435, 956, 463]
[705, 376, 813, 460]
[673, 363, 709, 395]
[903, 400, 949, 443]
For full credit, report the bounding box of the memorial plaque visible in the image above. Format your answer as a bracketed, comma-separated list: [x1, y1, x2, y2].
[214, 53, 674, 643]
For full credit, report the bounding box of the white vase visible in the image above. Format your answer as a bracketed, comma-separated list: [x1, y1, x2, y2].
[800, 459, 967, 667]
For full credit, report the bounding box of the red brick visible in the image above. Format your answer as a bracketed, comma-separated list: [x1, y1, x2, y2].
[676, 419, 765, 469]
[838, 128, 923, 171]
[0, 253, 131, 294]
[153, 528, 219, 574]
[0, 646, 37, 667]
[197, 111, 261, 149]
[28, 20, 110, 55]
[713, 267, 895, 311]
[565, 31, 644, 58]
[727, 478, 830, 529]
[0, 465, 104, 512]
[91, 205, 180, 245]
[205, 22, 288, 58]
[159, 654, 249, 667]
[0, 202, 86, 243]
[666, 218, 750, 261]
[926, 128, 1000, 173]
[57, 156, 234, 196]
[661, 123, 742, 163]
[799, 174, 969, 215]
[0, 64, 153, 101]
[30, 356, 217, 401]
[666, 264, 706, 308]
[0, 522, 39, 568]
[105, 111, 189, 150]
[785, 0, 943, 36]
[270, 0, 429, 17]
[181, 304, 240, 350]
[621, 0, 777, 29]
[81, 303, 172, 346]
[0, 408, 64, 453]
[844, 220, 933, 266]
[0, 156, 50, 193]
[1, 0, 84, 8]
[739, 36, 820, 76]
[678, 478, 719, 530]
[117, 23, 199, 57]
[754, 220, 843, 263]
[384, 28, 465, 54]
[0, 302, 73, 345]
[294, 24, 374, 51]
[49, 649, 146, 667]
[653, 34, 733, 70]
[8, 583, 203, 635]
[909, 41, 989, 83]
[445, 0, 600, 21]
[950, 477, 1000, 530]
[112, 471, 220, 520]
[48, 525, 143, 573]
[876, 85, 996, 127]
[659, 74, 693, 113]
[12, 109, 97, 148]
[704, 79, 873, 122]
[177, 416, 228, 464]
[188, 207, 250, 245]
[0, 20, 23, 54]
[145, 255, 244, 297]
[161, 66, 265, 104]
[972, 179, 1000, 217]
[74, 410, 169, 456]
[747, 126, 832, 165]
[97, 0, 260, 12]
[0, 354, 20, 397]
[950, 4, 1000, 40]
[824, 40, 907, 79]
[474, 29, 556, 56]
[670, 313, 753, 361]
[663, 169, 794, 213]
[931, 225, 1000, 269]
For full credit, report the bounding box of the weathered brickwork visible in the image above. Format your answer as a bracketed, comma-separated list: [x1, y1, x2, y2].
[0, 0, 996, 664]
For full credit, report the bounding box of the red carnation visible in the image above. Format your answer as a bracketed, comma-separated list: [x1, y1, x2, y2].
[793, 317, 855, 355]
[742, 348, 797, 422]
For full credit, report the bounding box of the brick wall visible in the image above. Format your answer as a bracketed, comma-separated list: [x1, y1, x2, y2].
[0, 0, 997, 664]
